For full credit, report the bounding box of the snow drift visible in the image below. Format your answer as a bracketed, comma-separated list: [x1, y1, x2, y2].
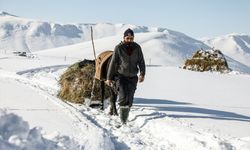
[0, 109, 81, 150]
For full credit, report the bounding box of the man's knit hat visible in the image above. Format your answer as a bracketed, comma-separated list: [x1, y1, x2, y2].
[124, 28, 134, 37]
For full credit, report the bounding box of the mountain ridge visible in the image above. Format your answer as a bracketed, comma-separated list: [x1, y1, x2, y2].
[203, 33, 250, 67]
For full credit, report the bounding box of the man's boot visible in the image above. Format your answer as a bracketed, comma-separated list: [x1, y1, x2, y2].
[109, 106, 118, 116]
[119, 106, 130, 125]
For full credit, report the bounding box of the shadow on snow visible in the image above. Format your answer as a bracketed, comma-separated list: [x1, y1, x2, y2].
[133, 98, 250, 123]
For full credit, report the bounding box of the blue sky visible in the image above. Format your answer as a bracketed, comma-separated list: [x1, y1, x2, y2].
[0, 0, 250, 38]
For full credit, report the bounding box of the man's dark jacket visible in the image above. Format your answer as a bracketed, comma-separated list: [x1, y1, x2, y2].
[107, 42, 146, 80]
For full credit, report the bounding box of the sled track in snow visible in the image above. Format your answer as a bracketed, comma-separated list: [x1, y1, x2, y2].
[3, 66, 128, 149]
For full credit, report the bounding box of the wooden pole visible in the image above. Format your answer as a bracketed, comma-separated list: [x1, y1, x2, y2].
[91, 26, 97, 61]
[90, 26, 97, 103]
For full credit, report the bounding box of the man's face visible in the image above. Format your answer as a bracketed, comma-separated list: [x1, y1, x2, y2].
[124, 35, 134, 43]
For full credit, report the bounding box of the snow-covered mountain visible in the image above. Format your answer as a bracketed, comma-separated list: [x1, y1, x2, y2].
[0, 11, 209, 65]
[203, 34, 250, 67]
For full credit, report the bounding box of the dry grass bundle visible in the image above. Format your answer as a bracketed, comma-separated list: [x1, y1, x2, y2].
[183, 49, 231, 73]
[57, 59, 110, 103]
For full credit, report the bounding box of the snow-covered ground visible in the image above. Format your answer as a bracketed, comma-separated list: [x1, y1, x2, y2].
[1, 53, 250, 150]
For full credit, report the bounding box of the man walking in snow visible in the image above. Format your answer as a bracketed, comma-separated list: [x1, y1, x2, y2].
[106, 28, 146, 125]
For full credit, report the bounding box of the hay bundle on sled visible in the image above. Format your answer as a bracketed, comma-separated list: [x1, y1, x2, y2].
[57, 51, 113, 104]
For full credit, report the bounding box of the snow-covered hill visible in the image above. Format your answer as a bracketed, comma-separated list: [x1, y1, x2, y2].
[203, 34, 250, 67]
[33, 33, 250, 74]
[34, 32, 210, 66]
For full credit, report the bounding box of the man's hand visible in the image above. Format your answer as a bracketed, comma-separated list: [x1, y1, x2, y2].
[138, 75, 144, 83]
[105, 80, 113, 86]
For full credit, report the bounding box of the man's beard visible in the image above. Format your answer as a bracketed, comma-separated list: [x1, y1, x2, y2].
[124, 42, 133, 56]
